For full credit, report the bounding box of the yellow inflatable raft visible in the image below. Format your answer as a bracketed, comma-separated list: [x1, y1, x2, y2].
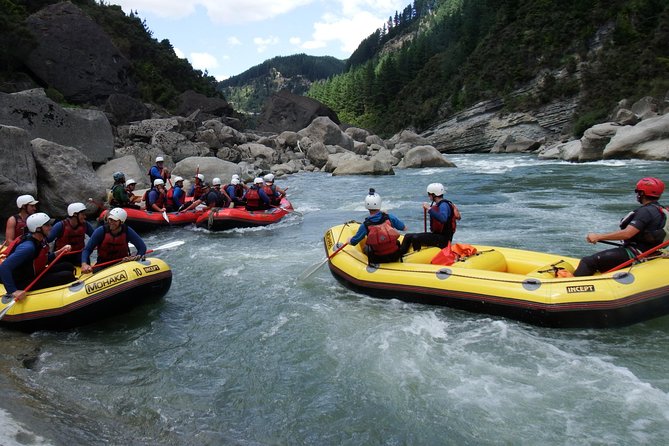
[323, 223, 669, 328]
[0, 258, 172, 331]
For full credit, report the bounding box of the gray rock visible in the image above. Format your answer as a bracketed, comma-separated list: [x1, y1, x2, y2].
[604, 113, 669, 160]
[579, 122, 620, 161]
[0, 126, 38, 226]
[104, 94, 151, 126]
[370, 148, 401, 166]
[323, 152, 359, 173]
[176, 90, 234, 123]
[491, 134, 541, 153]
[95, 155, 148, 189]
[31, 139, 106, 218]
[297, 117, 354, 150]
[332, 158, 395, 176]
[365, 134, 386, 148]
[398, 145, 456, 168]
[613, 108, 639, 126]
[345, 127, 371, 142]
[151, 131, 212, 161]
[23, 2, 136, 104]
[238, 143, 278, 164]
[257, 89, 340, 133]
[306, 142, 329, 168]
[631, 96, 659, 120]
[173, 157, 241, 185]
[216, 146, 243, 163]
[0, 90, 114, 163]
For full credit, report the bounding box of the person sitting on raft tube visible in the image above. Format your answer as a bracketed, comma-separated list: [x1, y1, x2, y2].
[80, 208, 146, 274]
[0, 213, 75, 302]
[349, 189, 407, 264]
[399, 182, 461, 256]
[262, 173, 286, 206]
[5, 194, 39, 244]
[225, 178, 246, 208]
[245, 178, 271, 211]
[573, 177, 668, 276]
[123, 179, 144, 210]
[47, 202, 95, 266]
[166, 176, 186, 212]
[109, 171, 132, 208]
[204, 178, 232, 209]
[146, 179, 168, 213]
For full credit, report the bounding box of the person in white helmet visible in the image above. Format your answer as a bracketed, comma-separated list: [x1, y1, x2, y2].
[399, 182, 460, 256]
[5, 194, 39, 243]
[188, 173, 205, 198]
[0, 213, 75, 301]
[245, 178, 271, 211]
[225, 178, 246, 207]
[81, 208, 146, 274]
[146, 179, 168, 213]
[262, 173, 286, 206]
[349, 189, 407, 264]
[166, 176, 187, 211]
[47, 203, 95, 266]
[204, 178, 231, 209]
[123, 179, 143, 209]
[149, 156, 170, 185]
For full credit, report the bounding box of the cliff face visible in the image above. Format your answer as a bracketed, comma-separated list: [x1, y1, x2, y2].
[23, 2, 137, 105]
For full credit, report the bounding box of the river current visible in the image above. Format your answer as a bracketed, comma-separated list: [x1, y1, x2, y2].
[2, 154, 669, 445]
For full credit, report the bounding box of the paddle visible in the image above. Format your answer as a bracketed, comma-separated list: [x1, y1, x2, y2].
[87, 240, 185, 271]
[162, 210, 170, 223]
[299, 242, 349, 281]
[0, 249, 69, 320]
[423, 207, 427, 232]
[605, 239, 669, 273]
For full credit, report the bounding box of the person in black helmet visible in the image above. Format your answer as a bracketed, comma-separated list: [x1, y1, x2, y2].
[574, 177, 668, 276]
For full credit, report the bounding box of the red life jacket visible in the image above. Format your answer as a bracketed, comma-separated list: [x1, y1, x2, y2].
[13, 214, 27, 238]
[55, 218, 86, 251]
[430, 200, 459, 240]
[166, 187, 177, 207]
[97, 224, 129, 264]
[144, 188, 166, 209]
[245, 187, 261, 210]
[364, 213, 400, 256]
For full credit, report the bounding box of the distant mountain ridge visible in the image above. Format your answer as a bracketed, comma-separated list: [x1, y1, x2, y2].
[218, 54, 345, 114]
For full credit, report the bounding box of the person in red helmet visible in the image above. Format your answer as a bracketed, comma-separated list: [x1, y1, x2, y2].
[574, 177, 669, 276]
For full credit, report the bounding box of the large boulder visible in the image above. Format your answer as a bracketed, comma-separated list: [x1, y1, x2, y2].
[579, 122, 620, 161]
[31, 139, 107, 218]
[0, 126, 38, 229]
[398, 146, 456, 168]
[332, 158, 395, 176]
[603, 113, 669, 160]
[172, 157, 241, 184]
[0, 90, 114, 163]
[23, 2, 136, 104]
[104, 94, 151, 126]
[151, 131, 212, 161]
[176, 90, 234, 123]
[95, 155, 148, 189]
[306, 142, 329, 168]
[297, 117, 354, 150]
[257, 89, 340, 133]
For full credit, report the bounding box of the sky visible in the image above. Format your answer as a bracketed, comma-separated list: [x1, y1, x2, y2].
[109, 0, 407, 80]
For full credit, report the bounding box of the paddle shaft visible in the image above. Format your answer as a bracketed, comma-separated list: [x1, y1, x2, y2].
[300, 242, 349, 280]
[605, 239, 669, 273]
[423, 208, 427, 232]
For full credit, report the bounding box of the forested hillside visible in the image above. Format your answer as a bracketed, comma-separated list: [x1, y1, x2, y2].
[0, 0, 220, 110]
[219, 54, 345, 113]
[308, 0, 669, 137]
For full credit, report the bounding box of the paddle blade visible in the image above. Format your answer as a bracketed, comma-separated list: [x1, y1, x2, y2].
[298, 258, 328, 281]
[162, 211, 170, 223]
[0, 299, 17, 321]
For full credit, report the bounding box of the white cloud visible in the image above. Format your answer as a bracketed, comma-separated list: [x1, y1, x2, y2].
[305, 10, 386, 53]
[253, 36, 280, 53]
[173, 47, 185, 58]
[227, 36, 242, 46]
[111, 0, 314, 24]
[289, 37, 302, 46]
[190, 52, 219, 71]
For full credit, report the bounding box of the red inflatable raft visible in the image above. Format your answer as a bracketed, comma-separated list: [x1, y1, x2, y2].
[195, 198, 294, 231]
[98, 208, 205, 232]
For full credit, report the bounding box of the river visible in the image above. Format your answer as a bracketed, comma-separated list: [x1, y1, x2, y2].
[1, 154, 669, 445]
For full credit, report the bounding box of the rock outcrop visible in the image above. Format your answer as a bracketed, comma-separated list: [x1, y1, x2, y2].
[0, 90, 114, 163]
[0, 126, 38, 221]
[257, 90, 340, 133]
[23, 2, 136, 104]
